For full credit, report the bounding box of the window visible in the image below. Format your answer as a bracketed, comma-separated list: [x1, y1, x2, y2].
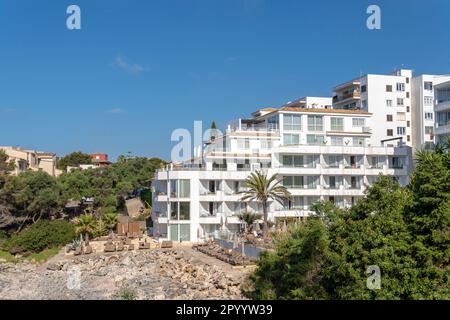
[267, 115, 279, 130]
[407, 106, 410, 112]
[407, 135, 410, 142]
[370, 156, 384, 169]
[261, 139, 273, 149]
[330, 117, 344, 131]
[328, 176, 342, 189]
[291, 197, 304, 209]
[170, 202, 190, 220]
[179, 202, 190, 220]
[424, 82, 433, 91]
[350, 177, 361, 189]
[171, 179, 190, 198]
[352, 118, 365, 127]
[208, 202, 221, 215]
[283, 134, 299, 145]
[284, 196, 304, 210]
[307, 176, 318, 189]
[353, 137, 365, 146]
[361, 100, 368, 109]
[307, 115, 323, 131]
[387, 114, 393, 121]
[424, 96, 433, 106]
[397, 98, 404, 106]
[387, 129, 393, 136]
[406, 92, 410, 98]
[397, 112, 406, 121]
[283, 114, 301, 131]
[328, 155, 342, 168]
[390, 157, 404, 169]
[396, 83, 405, 92]
[306, 134, 325, 145]
[424, 112, 433, 120]
[331, 136, 344, 146]
[282, 155, 303, 167]
[406, 77, 409, 84]
[178, 180, 190, 198]
[407, 121, 410, 127]
[360, 85, 367, 93]
[397, 127, 406, 135]
[283, 176, 303, 189]
[437, 111, 450, 126]
[425, 126, 434, 135]
[386, 85, 392, 92]
[237, 138, 250, 149]
[386, 100, 393, 107]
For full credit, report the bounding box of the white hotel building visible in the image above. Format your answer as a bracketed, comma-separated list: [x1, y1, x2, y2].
[152, 100, 413, 243]
[433, 80, 450, 144]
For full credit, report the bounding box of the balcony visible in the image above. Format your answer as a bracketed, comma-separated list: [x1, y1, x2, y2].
[434, 99, 450, 113]
[227, 119, 279, 135]
[236, 165, 251, 171]
[436, 123, 450, 136]
[333, 91, 361, 104]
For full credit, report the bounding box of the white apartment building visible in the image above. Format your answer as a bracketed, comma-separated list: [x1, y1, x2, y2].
[412, 75, 450, 149]
[435, 80, 450, 143]
[152, 107, 412, 243]
[332, 69, 414, 148]
[283, 96, 333, 109]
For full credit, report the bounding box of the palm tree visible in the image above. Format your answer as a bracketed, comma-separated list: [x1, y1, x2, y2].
[75, 214, 96, 238]
[94, 218, 108, 237]
[239, 171, 291, 238]
[237, 211, 262, 232]
[103, 212, 118, 232]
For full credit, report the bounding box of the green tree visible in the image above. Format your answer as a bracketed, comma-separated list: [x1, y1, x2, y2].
[244, 217, 330, 300]
[237, 211, 262, 232]
[4, 220, 75, 253]
[240, 171, 291, 238]
[246, 169, 450, 300]
[75, 214, 96, 238]
[103, 212, 118, 232]
[0, 149, 15, 174]
[403, 138, 450, 299]
[56, 151, 92, 171]
[0, 171, 62, 232]
[210, 121, 218, 141]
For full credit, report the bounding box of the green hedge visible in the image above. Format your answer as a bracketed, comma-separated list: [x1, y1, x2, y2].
[3, 220, 76, 253]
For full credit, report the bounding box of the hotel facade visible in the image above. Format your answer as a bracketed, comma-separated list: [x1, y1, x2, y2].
[152, 68, 450, 243]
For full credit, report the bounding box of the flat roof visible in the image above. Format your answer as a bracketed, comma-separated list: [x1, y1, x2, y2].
[277, 107, 371, 115]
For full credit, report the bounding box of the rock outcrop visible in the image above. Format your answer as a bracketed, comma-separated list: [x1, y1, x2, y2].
[0, 249, 247, 300]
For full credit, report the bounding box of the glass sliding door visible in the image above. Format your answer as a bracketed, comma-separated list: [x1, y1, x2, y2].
[170, 224, 191, 242]
[179, 224, 190, 242]
[170, 224, 179, 242]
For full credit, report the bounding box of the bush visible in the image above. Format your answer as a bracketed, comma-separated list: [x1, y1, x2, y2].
[4, 220, 76, 253]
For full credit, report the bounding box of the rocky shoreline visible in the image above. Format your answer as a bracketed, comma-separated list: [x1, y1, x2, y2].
[0, 249, 251, 300]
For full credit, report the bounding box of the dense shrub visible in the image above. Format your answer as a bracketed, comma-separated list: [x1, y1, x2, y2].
[4, 220, 75, 253]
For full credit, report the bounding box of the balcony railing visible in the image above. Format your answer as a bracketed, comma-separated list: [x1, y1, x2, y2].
[344, 164, 362, 169]
[389, 165, 404, 169]
[333, 91, 361, 103]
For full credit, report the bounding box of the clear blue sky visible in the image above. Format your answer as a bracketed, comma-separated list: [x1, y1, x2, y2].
[1, 0, 449, 161]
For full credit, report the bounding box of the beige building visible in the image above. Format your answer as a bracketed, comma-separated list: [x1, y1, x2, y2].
[0, 146, 58, 176]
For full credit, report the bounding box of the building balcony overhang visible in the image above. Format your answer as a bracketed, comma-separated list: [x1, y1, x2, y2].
[435, 100, 450, 113]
